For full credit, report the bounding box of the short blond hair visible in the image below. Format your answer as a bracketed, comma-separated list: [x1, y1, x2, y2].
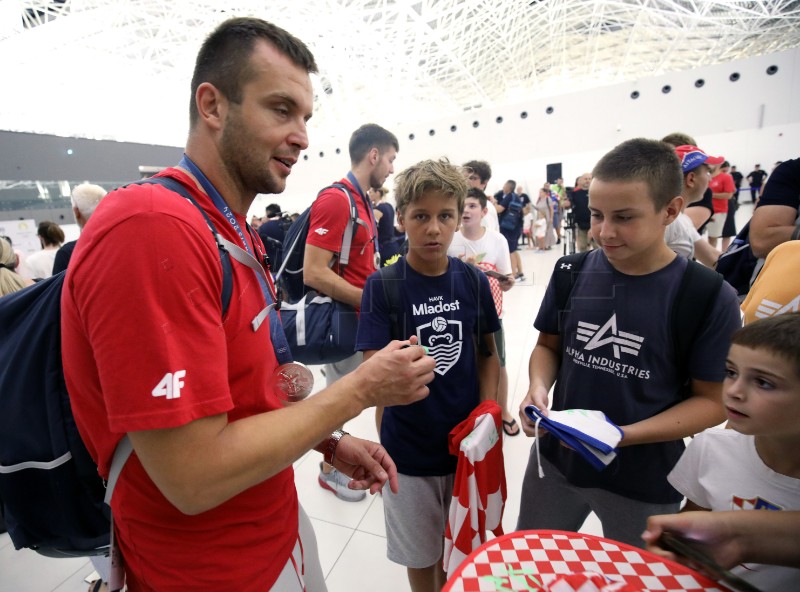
[394, 158, 468, 215]
[0, 238, 26, 296]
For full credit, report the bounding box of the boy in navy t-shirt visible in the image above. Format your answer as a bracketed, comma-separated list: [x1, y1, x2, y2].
[517, 138, 742, 548]
[356, 158, 500, 592]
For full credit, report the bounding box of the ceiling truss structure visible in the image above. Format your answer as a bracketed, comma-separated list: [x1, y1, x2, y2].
[1, 0, 799, 146]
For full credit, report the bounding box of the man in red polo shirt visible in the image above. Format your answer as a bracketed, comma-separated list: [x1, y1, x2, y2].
[304, 124, 399, 501]
[706, 161, 736, 249]
[61, 19, 433, 591]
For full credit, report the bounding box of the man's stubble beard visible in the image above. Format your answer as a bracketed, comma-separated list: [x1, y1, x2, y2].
[220, 111, 285, 197]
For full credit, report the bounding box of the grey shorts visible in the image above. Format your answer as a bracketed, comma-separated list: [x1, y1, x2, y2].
[383, 472, 455, 568]
[705, 212, 726, 238]
[493, 320, 506, 367]
[323, 351, 362, 387]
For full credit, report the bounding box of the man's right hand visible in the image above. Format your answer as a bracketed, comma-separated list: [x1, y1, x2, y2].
[642, 512, 741, 569]
[354, 337, 435, 408]
[519, 385, 549, 437]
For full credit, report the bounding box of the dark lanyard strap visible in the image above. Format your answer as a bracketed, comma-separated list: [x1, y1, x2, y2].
[346, 172, 380, 255]
[179, 155, 292, 364]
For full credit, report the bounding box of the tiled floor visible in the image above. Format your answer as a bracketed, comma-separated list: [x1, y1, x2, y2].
[1, 204, 753, 591]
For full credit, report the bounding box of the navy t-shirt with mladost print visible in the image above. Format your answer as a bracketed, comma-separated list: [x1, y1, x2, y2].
[356, 257, 500, 476]
[534, 250, 740, 504]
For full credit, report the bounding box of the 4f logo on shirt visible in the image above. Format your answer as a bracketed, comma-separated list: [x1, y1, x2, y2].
[152, 370, 186, 400]
[314, 228, 329, 236]
[577, 314, 643, 359]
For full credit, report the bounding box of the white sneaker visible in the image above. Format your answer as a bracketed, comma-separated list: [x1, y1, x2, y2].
[318, 464, 366, 502]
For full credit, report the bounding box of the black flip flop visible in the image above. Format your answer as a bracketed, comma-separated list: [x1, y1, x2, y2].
[502, 418, 520, 436]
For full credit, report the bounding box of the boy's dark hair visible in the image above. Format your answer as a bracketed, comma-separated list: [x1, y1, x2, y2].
[466, 187, 488, 209]
[731, 313, 800, 372]
[721, 161, 730, 168]
[463, 160, 492, 184]
[37, 221, 65, 247]
[189, 17, 318, 128]
[265, 203, 282, 217]
[593, 138, 682, 211]
[394, 158, 468, 216]
[661, 132, 697, 147]
[349, 124, 399, 165]
[505, 179, 516, 189]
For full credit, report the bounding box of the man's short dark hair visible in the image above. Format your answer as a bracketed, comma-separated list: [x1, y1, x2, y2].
[189, 17, 318, 127]
[463, 160, 492, 184]
[506, 180, 516, 189]
[466, 187, 488, 209]
[265, 203, 282, 217]
[731, 313, 800, 375]
[349, 124, 399, 165]
[592, 138, 682, 211]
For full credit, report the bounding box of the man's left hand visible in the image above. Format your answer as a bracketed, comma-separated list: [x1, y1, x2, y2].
[332, 435, 398, 495]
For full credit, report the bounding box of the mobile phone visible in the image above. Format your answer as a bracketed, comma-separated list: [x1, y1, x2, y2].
[658, 532, 762, 592]
[484, 269, 510, 281]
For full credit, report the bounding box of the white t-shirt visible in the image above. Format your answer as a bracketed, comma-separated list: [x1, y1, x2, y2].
[664, 212, 701, 259]
[22, 248, 58, 280]
[448, 228, 512, 317]
[481, 202, 500, 232]
[449, 228, 512, 273]
[523, 211, 535, 229]
[668, 428, 800, 590]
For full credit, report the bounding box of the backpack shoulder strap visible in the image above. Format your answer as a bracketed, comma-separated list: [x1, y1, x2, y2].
[132, 177, 233, 317]
[672, 259, 724, 387]
[103, 176, 247, 502]
[274, 205, 311, 283]
[553, 251, 590, 314]
[328, 183, 364, 268]
[379, 261, 404, 340]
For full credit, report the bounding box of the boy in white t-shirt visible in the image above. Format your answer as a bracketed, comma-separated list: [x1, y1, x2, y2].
[666, 313, 800, 590]
[449, 188, 519, 436]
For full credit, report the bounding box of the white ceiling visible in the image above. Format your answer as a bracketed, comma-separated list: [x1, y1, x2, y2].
[2, 0, 799, 147]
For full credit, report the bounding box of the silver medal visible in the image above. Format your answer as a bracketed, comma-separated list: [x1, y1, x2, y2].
[273, 362, 314, 403]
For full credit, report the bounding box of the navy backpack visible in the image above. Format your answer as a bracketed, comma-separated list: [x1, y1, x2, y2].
[0, 176, 232, 557]
[274, 183, 365, 365]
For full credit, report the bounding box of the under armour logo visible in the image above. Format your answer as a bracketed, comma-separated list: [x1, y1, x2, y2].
[559, 262, 572, 270]
[577, 314, 643, 359]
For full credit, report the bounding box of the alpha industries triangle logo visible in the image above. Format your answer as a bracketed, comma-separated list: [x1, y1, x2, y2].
[576, 314, 643, 360]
